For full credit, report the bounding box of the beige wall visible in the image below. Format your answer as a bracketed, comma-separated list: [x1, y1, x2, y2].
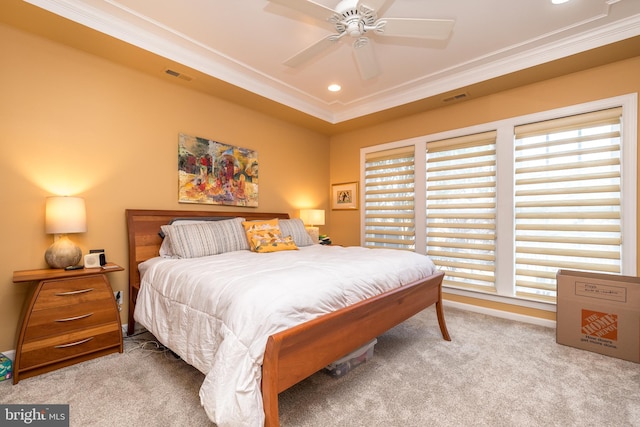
[328, 56, 640, 321]
[0, 24, 330, 352]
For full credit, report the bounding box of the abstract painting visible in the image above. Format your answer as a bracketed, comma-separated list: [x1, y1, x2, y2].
[178, 133, 258, 207]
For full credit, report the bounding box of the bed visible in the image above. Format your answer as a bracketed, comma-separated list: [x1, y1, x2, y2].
[126, 209, 450, 426]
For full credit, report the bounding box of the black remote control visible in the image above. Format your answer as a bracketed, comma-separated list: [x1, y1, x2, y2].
[64, 265, 84, 271]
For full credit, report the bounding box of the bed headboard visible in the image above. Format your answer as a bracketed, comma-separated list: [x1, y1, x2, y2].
[125, 209, 290, 290]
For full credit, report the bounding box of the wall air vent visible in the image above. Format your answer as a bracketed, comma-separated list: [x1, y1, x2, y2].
[164, 69, 193, 82]
[442, 92, 468, 103]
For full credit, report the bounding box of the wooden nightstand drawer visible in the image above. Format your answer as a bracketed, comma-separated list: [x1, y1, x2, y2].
[34, 276, 113, 310]
[23, 300, 119, 341]
[19, 325, 121, 370]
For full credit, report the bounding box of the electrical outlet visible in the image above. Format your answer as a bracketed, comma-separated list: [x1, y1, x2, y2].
[114, 291, 122, 311]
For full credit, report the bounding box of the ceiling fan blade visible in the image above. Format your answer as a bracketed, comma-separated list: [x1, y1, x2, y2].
[353, 37, 380, 80]
[284, 35, 340, 68]
[268, 0, 337, 22]
[375, 18, 455, 40]
[358, 0, 390, 13]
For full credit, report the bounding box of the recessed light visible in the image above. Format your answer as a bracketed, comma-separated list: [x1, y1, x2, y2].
[551, 0, 570, 4]
[328, 84, 341, 92]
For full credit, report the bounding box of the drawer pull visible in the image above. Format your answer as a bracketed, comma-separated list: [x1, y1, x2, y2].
[55, 313, 94, 322]
[55, 288, 94, 296]
[54, 337, 94, 348]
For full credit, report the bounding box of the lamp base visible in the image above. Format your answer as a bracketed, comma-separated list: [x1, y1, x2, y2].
[45, 235, 82, 269]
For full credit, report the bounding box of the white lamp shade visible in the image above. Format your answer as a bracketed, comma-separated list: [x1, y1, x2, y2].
[45, 196, 87, 234]
[299, 209, 325, 226]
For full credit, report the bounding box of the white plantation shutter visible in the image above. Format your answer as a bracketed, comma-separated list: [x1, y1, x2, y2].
[364, 146, 415, 250]
[514, 107, 623, 300]
[426, 131, 497, 291]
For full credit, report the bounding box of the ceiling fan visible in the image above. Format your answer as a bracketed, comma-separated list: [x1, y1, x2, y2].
[269, 0, 455, 80]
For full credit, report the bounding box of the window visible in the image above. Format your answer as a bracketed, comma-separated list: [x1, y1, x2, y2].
[514, 108, 623, 301]
[363, 146, 415, 250]
[426, 131, 497, 292]
[361, 95, 637, 306]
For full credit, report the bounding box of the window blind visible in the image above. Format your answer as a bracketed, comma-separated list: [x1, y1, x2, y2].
[514, 107, 622, 300]
[426, 131, 497, 291]
[364, 146, 415, 250]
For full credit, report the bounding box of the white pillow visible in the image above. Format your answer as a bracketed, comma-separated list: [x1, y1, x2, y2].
[160, 217, 249, 258]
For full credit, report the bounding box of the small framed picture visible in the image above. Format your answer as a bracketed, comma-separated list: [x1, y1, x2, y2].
[332, 182, 358, 210]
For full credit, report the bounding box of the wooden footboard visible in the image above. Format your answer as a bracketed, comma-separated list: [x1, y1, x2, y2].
[262, 270, 449, 427]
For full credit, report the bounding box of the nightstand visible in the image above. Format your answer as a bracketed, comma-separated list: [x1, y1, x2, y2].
[12, 263, 124, 384]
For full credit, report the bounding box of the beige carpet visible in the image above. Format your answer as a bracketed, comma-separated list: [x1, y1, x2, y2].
[2, 307, 639, 426]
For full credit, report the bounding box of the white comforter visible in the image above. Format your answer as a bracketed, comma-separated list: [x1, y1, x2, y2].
[134, 245, 437, 426]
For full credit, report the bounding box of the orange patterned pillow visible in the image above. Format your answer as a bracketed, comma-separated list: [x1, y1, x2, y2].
[242, 219, 298, 253]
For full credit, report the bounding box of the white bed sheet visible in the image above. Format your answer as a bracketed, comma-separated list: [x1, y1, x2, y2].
[134, 244, 437, 426]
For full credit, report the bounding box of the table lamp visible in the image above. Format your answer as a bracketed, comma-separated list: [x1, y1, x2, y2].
[44, 196, 87, 269]
[299, 209, 325, 243]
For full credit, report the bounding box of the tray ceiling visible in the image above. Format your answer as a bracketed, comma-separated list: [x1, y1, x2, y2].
[10, 0, 640, 131]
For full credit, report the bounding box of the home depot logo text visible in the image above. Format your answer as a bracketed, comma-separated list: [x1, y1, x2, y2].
[582, 309, 618, 341]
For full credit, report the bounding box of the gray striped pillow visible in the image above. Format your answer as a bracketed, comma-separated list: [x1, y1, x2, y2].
[278, 218, 314, 247]
[161, 217, 249, 258]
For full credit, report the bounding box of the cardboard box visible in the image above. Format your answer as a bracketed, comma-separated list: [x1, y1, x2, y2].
[556, 270, 640, 363]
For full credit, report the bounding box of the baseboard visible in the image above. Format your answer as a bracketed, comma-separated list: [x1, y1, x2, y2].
[124, 322, 148, 336]
[443, 300, 557, 329]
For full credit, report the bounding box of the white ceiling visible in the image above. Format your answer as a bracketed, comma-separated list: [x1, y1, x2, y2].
[23, 0, 640, 124]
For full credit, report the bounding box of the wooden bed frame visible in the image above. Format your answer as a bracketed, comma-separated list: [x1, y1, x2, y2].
[126, 209, 450, 426]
